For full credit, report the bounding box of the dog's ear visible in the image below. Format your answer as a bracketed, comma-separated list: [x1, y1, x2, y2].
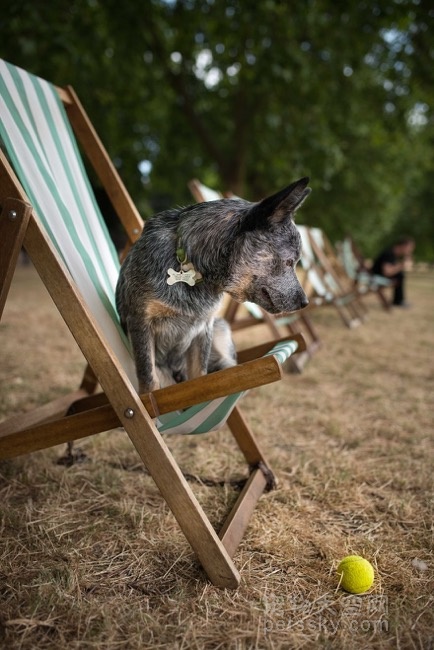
[241, 177, 311, 231]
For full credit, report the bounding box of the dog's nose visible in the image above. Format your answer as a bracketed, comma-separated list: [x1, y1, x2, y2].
[299, 296, 309, 309]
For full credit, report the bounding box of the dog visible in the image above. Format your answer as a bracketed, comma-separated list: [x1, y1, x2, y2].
[115, 177, 311, 392]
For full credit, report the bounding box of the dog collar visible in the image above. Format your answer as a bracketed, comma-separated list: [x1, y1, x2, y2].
[166, 234, 203, 287]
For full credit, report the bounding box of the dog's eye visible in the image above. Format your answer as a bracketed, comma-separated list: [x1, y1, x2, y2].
[286, 259, 294, 268]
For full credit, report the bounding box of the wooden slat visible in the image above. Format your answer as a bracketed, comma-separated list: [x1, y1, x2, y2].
[219, 468, 267, 557]
[0, 193, 32, 318]
[223, 297, 240, 324]
[0, 354, 284, 457]
[80, 363, 99, 394]
[0, 389, 91, 437]
[150, 355, 283, 411]
[227, 405, 271, 469]
[0, 404, 121, 459]
[55, 85, 73, 105]
[68, 351, 285, 417]
[188, 178, 206, 203]
[0, 337, 294, 456]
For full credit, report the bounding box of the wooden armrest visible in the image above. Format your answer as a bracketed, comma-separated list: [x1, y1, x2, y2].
[0, 333, 303, 440]
[64, 353, 284, 421]
[0, 345, 294, 459]
[67, 335, 303, 418]
[148, 354, 283, 416]
[65, 333, 303, 420]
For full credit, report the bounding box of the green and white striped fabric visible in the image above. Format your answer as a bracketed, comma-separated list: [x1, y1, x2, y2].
[0, 60, 299, 435]
[340, 238, 359, 281]
[0, 58, 135, 383]
[297, 225, 334, 301]
[194, 180, 223, 202]
[308, 227, 342, 294]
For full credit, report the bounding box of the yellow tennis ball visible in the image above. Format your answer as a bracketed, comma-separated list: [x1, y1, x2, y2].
[337, 555, 375, 594]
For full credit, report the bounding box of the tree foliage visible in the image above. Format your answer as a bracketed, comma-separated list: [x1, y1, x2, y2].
[1, 0, 433, 259]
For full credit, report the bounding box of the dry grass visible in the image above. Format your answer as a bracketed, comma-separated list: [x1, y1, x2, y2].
[0, 264, 433, 649]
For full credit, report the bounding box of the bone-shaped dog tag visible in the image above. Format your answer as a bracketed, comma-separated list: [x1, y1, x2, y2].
[167, 267, 197, 286]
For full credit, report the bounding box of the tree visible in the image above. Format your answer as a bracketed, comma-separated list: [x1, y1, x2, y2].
[1, 0, 433, 258]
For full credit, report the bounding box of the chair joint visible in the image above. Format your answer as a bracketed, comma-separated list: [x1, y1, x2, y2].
[1, 197, 32, 223]
[253, 461, 276, 492]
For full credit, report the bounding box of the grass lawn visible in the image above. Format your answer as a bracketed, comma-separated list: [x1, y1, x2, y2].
[0, 264, 433, 649]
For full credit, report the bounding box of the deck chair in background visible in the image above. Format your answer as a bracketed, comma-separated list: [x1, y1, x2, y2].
[297, 226, 365, 328]
[188, 179, 321, 372]
[339, 236, 393, 311]
[0, 60, 307, 588]
[188, 178, 225, 202]
[309, 228, 368, 319]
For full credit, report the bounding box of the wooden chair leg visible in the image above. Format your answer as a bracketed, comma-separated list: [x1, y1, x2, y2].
[260, 310, 282, 339]
[122, 413, 241, 588]
[377, 287, 391, 311]
[218, 405, 275, 556]
[219, 467, 267, 557]
[79, 363, 100, 395]
[227, 405, 272, 473]
[223, 298, 239, 325]
[0, 197, 32, 318]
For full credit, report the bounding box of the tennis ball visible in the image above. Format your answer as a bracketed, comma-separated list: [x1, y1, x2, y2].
[337, 555, 375, 594]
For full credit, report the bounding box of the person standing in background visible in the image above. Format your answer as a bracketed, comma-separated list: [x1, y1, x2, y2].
[371, 237, 415, 307]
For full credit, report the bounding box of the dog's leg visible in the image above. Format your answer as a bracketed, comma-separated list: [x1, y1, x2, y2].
[127, 317, 159, 392]
[208, 318, 237, 373]
[186, 322, 214, 380]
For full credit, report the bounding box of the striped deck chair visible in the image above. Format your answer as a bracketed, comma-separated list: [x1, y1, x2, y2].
[309, 228, 368, 322]
[188, 179, 321, 372]
[340, 237, 393, 311]
[298, 225, 364, 328]
[188, 178, 224, 202]
[0, 60, 306, 588]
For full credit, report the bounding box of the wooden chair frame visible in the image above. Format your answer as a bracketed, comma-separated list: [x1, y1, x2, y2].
[304, 228, 367, 328]
[343, 236, 392, 311]
[0, 82, 306, 588]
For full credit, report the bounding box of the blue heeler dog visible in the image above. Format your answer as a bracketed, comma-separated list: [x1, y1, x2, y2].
[115, 177, 311, 392]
